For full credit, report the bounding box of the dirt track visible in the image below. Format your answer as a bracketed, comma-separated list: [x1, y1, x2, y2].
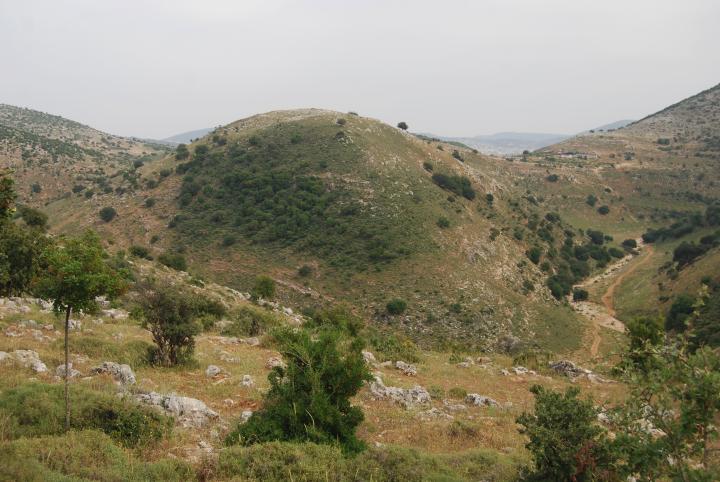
[571, 241, 654, 357]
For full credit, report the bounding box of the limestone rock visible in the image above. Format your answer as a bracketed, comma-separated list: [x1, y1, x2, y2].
[369, 374, 430, 408]
[206, 365, 222, 377]
[91, 361, 136, 386]
[395, 360, 417, 376]
[13, 350, 48, 373]
[465, 393, 499, 407]
[56, 363, 81, 378]
[241, 374, 254, 387]
[135, 392, 219, 428]
[266, 356, 285, 369]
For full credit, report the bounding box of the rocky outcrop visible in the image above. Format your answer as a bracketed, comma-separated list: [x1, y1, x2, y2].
[465, 393, 499, 407]
[241, 375, 254, 387]
[91, 361, 136, 386]
[12, 350, 48, 373]
[135, 392, 219, 428]
[266, 356, 286, 369]
[56, 363, 81, 378]
[205, 365, 222, 377]
[395, 361, 417, 376]
[369, 374, 431, 408]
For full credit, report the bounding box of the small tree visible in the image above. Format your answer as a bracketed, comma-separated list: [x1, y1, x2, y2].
[252, 275, 276, 300]
[517, 385, 615, 481]
[175, 143, 190, 160]
[33, 231, 126, 431]
[0, 171, 14, 219]
[136, 282, 201, 366]
[99, 206, 117, 222]
[397, 121, 408, 131]
[386, 298, 407, 315]
[226, 327, 371, 453]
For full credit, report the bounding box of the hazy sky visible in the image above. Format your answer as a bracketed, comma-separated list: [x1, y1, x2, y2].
[1, 0, 719, 139]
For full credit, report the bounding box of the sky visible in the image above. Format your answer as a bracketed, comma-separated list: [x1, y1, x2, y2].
[1, 0, 719, 139]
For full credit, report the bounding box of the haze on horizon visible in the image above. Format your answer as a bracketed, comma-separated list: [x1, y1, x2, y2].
[1, 0, 719, 140]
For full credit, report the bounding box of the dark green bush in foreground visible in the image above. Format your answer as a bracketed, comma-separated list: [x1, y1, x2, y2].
[0, 383, 171, 447]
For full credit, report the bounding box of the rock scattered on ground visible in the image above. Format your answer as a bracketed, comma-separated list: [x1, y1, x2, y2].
[395, 360, 417, 376]
[549, 360, 608, 383]
[12, 350, 48, 373]
[241, 374, 254, 387]
[206, 365, 222, 377]
[266, 356, 285, 369]
[56, 363, 81, 378]
[241, 410, 253, 423]
[91, 361, 136, 386]
[465, 393, 499, 407]
[362, 350, 377, 365]
[369, 374, 431, 408]
[135, 392, 219, 428]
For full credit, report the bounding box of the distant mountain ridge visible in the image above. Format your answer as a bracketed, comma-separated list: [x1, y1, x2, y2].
[161, 127, 213, 144]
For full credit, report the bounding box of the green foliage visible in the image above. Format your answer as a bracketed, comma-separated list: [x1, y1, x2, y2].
[0, 383, 171, 447]
[673, 240, 710, 268]
[666, 294, 695, 332]
[572, 288, 589, 301]
[34, 230, 126, 315]
[298, 264, 313, 277]
[135, 282, 202, 366]
[691, 284, 720, 348]
[451, 149, 464, 162]
[625, 316, 664, 371]
[621, 238, 637, 249]
[386, 298, 407, 315]
[517, 385, 613, 481]
[0, 171, 15, 219]
[18, 205, 48, 229]
[367, 329, 420, 362]
[0, 219, 48, 296]
[129, 245, 152, 259]
[175, 143, 190, 160]
[99, 206, 117, 222]
[431, 173, 476, 200]
[226, 327, 371, 454]
[252, 275, 276, 300]
[144, 197, 156, 208]
[448, 387, 467, 400]
[158, 252, 187, 271]
[422, 161, 433, 172]
[174, 122, 416, 270]
[545, 174, 559, 182]
[222, 305, 279, 337]
[397, 121, 408, 130]
[437, 216, 450, 229]
[0, 430, 192, 481]
[585, 194, 598, 207]
[526, 246, 542, 264]
[597, 205, 610, 215]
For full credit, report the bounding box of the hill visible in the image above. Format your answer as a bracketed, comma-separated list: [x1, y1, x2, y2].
[14, 108, 605, 353]
[428, 132, 571, 155]
[162, 127, 213, 144]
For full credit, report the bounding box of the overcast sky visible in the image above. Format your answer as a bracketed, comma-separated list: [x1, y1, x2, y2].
[1, 0, 719, 139]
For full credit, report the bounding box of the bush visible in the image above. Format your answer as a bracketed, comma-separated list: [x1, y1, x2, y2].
[19, 206, 47, 229]
[436, 216, 450, 229]
[158, 252, 187, 271]
[451, 149, 464, 162]
[572, 288, 589, 301]
[397, 121, 408, 130]
[546, 174, 559, 182]
[367, 329, 420, 362]
[608, 247, 625, 258]
[129, 245, 151, 259]
[144, 197, 156, 208]
[226, 327, 371, 454]
[422, 161, 433, 172]
[517, 385, 612, 481]
[665, 294, 695, 332]
[622, 238, 637, 249]
[298, 264, 313, 277]
[431, 173, 476, 200]
[136, 283, 202, 366]
[0, 383, 171, 447]
[251, 275, 276, 300]
[597, 205, 610, 215]
[0, 430, 192, 481]
[222, 235, 236, 247]
[222, 305, 279, 337]
[386, 298, 407, 315]
[99, 206, 117, 222]
[586, 194, 598, 207]
[526, 246, 542, 264]
[448, 387, 467, 399]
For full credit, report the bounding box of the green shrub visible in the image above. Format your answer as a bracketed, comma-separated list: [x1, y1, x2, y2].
[158, 252, 187, 271]
[0, 383, 171, 447]
[222, 305, 279, 337]
[129, 245, 151, 259]
[597, 205, 610, 215]
[431, 173, 476, 200]
[586, 194, 598, 206]
[0, 430, 192, 481]
[144, 197, 156, 208]
[226, 327, 371, 454]
[386, 298, 407, 315]
[526, 246, 542, 264]
[222, 235, 236, 247]
[367, 329, 420, 362]
[517, 385, 612, 481]
[99, 206, 117, 222]
[422, 161, 434, 172]
[298, 264, 313, 277]
[608, 247, 625, 258]
[251, 275, 276, 300]
[622, 238, 637, 249]
[19, 206, 48, 229]
[572, 288, 589, 301]
[437, 216, 450, 229]
[546, 174, 559, 182]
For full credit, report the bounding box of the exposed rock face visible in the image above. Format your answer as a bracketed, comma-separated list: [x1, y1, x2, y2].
[243, 337, 260, 347]
[395, 360, 417, 376]
[102, 308, 128, 320]
[13, 350, 48, 373]
[369, 374, 431, 408]
[241, 410, 253, 423]
[68, 319, 82, 330]
[206, 365, 222, 377]
[549, 360, 588, 378]
[465, 393, 499, 407]
[91, 361, 136, 386]
[135, 392, 219, 428]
